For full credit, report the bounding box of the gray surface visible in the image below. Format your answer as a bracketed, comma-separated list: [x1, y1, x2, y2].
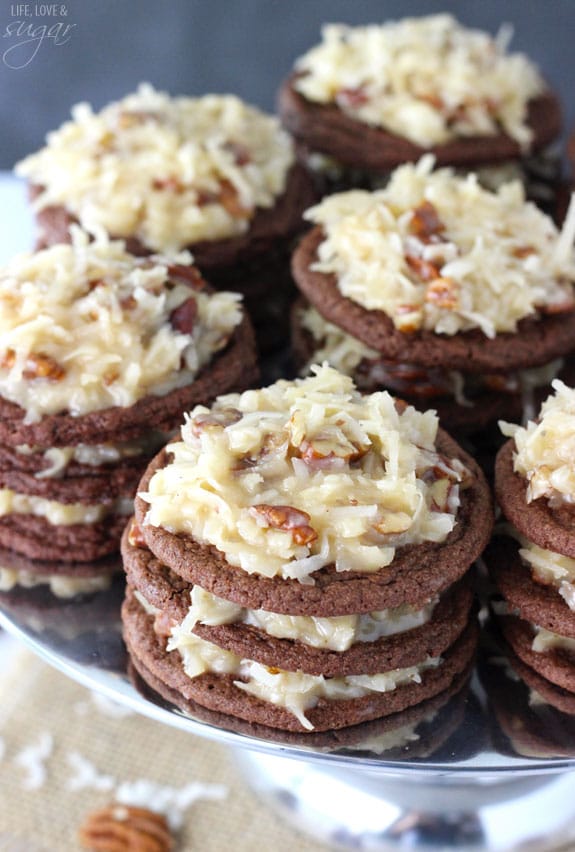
[0, 0, 573, 170]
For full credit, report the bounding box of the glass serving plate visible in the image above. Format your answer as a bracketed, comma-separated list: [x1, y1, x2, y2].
[2, 173, 575, 850]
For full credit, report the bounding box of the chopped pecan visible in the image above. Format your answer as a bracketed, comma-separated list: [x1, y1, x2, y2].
[336, 86, 369, 108]
[428, 478, 453, 513]
[167, 264, 206, 292]
[223, 141, 251, 166]
[300, 433, 368, 466]
[409, 201, 445, 241]
[152, 176, 185, 193]
[540, 297, 575, 315]
[0, 348, 15, 370]
[78, 803, 173, 852]
[128, 522, 147, 549]
[120, 295, 138, 311]
[405, 253, 441, 282]
[23, 353, 66, 381]
[153, 610, 176, 638]
[218, 179, 252, 219]
[425, 277, 459, 310]
[169, 296, 197, 335]
[103, 369, 120, 386]
[249, 504, 317, 546]
[190, 407, 242, 437]
[512, 245, 536, 259]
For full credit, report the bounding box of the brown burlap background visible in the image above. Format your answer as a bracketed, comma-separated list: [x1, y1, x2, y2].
[0, 645, 327, 851]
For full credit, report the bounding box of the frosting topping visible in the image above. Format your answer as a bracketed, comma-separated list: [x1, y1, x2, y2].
[16, 84, 295, 251]
[306, 158, 575, 338]
[294, 15, 544, 148]
[141, 364, 468, 583]
[0, 230, 242, 423]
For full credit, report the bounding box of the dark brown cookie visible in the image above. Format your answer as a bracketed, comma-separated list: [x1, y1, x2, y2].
[496, 636, 575, 716]
[0, 314, 258, 449]
[486, 535, 575, 638]
[122, 585, 478, 733]
[290, 298, 525, 436]
[128, 649, 471, 751]
[122, 526, 473, 676]
[291, 227, 575, 374]
[0, 511, 130, 563]
[278, 75, 562, 172]
[132, 430, 492, 616]
[0, 453, 146, 503]
[498, 613, 575, 695]
[0, 542, 120, 580]
[495, 440, 575, 558]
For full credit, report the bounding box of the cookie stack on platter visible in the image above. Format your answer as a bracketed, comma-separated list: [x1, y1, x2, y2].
[122, 364, 492, 738]
[291, 157, 575, 438]
[15, 84, 316, 352]
[488, 381, 575, 714]
[278, 14, 563, 214]
[0, 230, 257, 598]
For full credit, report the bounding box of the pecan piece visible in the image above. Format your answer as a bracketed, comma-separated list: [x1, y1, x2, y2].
[170, 296, 197, 335]
[425, 278, 459, 310]
[223, 141, 251, 165]
[128, 521, 147, 549]
[300, 434, 368, 467]
[23, 353, 66, 381]
[0, 348, 15, 370]
[409, 201, 445, 241]
[405, 253, 441, 282]
[168, 264, 206, 292]
[190, 407, 242, 437]
[78, 803, 173, 852]
[336, 86, 369, 108]
[249, 504, 317, 546]
[218, 179, 252, 219]
[152, 176, 185, 193]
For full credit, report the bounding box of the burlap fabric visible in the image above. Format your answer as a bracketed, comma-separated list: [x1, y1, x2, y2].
[0, 644, 326, 851]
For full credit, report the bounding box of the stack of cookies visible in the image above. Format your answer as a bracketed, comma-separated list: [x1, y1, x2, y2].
[488, 381, 575, 714]
[0, 229, 257, 597]
[122, 365, 492, 738]
[15, 84, 316, 352]
[278, 14, 563, 213]
[291, 157, 575, 438]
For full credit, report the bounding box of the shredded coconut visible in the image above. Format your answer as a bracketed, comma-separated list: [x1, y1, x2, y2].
[115, 779, 227, 831]
[16, 83, 295, 252]
[0, 229, 242, 422]
[531, 626, 575, 655]
[176, 585, 437, 652]
[142, 364, 468, 582]
[519, 539, 575, 611]
[13, 732, 53, 790]
[501, 380, 575, 504]
[65, 751, 115, 792]
[294, 15, 544, 148]
[306, 158, 575, 338]
[167, 622, 440, 731]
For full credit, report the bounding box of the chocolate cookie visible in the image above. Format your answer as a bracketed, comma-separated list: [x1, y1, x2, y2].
[122, 586, 478, 734]
[498, 613, 575, 695]
[278, 74, 561, 174]
[132, 430, 492, 617]
[495, 441, 575, 558]
[292, 227, 575, 375]
[486, 536, 575, 638]
[122, 526, 473, 677]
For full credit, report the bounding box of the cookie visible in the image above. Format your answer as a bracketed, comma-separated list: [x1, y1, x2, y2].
[132, 431, 491, 616]
[122, 586, 478, 734]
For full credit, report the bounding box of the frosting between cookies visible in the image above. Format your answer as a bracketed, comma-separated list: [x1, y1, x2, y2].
[16, 84, 295, 251]
[0, 567, 111, 597]
[531, 625, 575, 654]
[0, 489, 132, 525]
[519, 539, 575, 612]
[179, 585, 438, 652]
[306, 159, 575, 338]
[141, 364, 467, 582]
[294, 15, 544, 147]
[0, 230, 242, 423]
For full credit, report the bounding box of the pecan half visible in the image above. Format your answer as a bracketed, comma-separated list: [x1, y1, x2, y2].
[78, 803, 173, 852]
[249, 504, 317, 546]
